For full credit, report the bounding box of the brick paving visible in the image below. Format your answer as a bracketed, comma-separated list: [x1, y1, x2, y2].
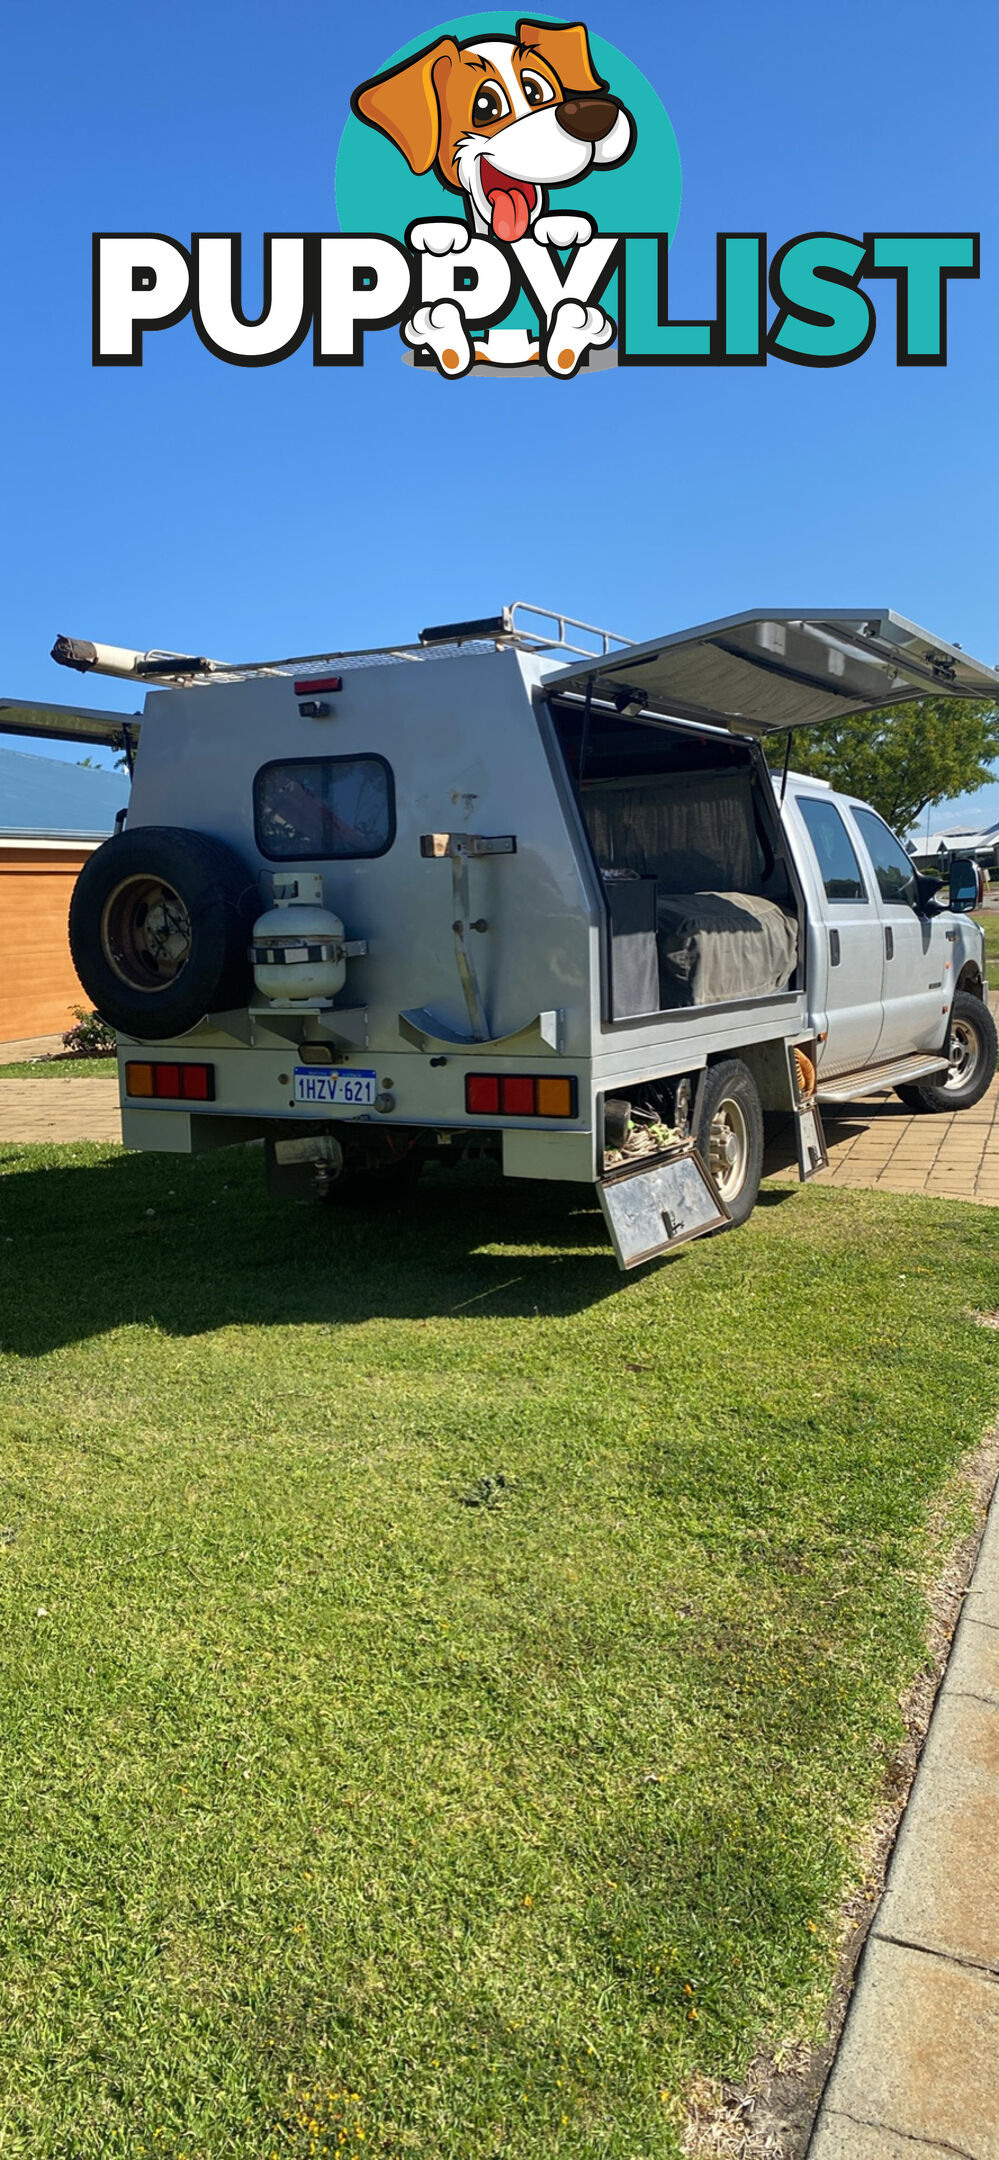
[765, 1072, 999, 1204]
[0, 1034, 67, 1061]
[0, 1076, 121, 1144]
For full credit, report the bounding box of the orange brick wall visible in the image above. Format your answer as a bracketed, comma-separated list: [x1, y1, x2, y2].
[0, 849, 93, 1041]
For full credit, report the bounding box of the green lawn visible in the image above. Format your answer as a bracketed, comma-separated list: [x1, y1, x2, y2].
[0, 1057, 116, 1079]
[973, 908, 999, 968]
[1, 1144, 998, 2160]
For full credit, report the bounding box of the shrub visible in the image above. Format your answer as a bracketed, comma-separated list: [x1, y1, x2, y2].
[62, 1007, 117, 1057]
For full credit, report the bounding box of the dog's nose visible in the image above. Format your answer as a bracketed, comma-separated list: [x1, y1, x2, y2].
[555, 96, 620, 142]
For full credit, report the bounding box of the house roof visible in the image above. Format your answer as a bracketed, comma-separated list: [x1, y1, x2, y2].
[908, 818, 999, 854]
[0, 744, 130, 840]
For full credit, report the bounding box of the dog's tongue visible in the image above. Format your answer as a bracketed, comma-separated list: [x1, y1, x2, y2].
[488, 183, 534, 247]
[490, 186, 531, 245]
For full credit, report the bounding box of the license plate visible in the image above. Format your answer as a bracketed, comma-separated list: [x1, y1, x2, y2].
[292, 1066, 377, 1107]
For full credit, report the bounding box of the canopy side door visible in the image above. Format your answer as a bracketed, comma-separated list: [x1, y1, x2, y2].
[547, 610, 999, 735]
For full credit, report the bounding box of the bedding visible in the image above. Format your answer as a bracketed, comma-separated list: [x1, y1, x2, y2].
[655, 890, 798, 1006]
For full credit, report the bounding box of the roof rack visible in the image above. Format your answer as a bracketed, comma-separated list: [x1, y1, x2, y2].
[50, 603, 632, 689]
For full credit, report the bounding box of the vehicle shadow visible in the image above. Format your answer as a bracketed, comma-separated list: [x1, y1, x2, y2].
[0, 1146, 656, 1355]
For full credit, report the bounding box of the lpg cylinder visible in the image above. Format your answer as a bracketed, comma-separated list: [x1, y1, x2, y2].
[250, 874, 347, 1003]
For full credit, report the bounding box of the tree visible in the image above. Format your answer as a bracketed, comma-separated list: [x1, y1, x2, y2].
[776, 696, 999, 836]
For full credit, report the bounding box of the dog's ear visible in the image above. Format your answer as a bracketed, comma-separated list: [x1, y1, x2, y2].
[515, 19, 606, 95]
[351, 38, 458, 175]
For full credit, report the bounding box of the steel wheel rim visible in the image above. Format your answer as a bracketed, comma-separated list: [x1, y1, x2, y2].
[101, 875, 193, 992]
[944, 1017, 980, 1092]
[708, 1097, 749, 1200]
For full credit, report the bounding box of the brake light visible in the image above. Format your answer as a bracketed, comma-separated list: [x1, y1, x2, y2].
[126, 1062, 215, 1102]
[501, 1074, 534, 1116]
[293, 675, 342, 695]
[466, 1073, 500, 1114]
[464, 1074, 576, 1118]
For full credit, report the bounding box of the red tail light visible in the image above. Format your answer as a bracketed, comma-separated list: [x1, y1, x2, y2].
[466, 1074, 500, 1114]
[501, 1074, 534, 1116]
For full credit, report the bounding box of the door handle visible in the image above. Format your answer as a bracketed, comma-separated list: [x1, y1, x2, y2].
[829, 928, 841, 966]
[885, 926, 894, 960]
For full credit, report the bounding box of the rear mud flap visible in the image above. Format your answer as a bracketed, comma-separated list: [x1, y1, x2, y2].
[598, 1148, 729, 1270]
[794, 1101, 829, 1180]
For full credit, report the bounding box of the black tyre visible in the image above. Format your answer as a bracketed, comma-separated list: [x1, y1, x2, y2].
[693, 1059, 765, 1229]
[68, 825, 257, 1041]
[894, 992, 998, 1114]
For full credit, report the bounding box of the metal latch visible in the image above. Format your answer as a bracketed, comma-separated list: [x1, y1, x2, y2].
[419, 832, 517, 1040]
[420, 833, 517, 859]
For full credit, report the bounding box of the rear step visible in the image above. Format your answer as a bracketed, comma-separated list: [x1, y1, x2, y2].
[817, 1051, 948, 1104]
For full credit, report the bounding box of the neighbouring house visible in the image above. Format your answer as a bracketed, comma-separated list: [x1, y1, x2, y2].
[0, 746, 129, 1042]
[906, 817, 999, 877]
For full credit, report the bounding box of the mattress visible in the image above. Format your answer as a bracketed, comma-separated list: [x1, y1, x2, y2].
[656, 890, 798, 1007]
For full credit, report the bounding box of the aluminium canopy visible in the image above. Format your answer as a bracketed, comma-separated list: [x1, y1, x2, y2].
[549, 610, 999, 736]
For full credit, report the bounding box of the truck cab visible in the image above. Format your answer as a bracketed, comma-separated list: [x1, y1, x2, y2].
[780, 776, 989, 1105]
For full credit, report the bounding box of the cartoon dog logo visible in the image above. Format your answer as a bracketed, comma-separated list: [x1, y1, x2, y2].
[351, 18, 636, 374]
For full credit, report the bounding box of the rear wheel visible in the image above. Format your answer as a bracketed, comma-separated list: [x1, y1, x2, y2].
[894, 992, 997, 1113]
[693, 1060, 765, 1228]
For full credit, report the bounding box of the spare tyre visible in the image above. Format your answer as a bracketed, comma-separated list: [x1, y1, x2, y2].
[69, 826, 257, 1041]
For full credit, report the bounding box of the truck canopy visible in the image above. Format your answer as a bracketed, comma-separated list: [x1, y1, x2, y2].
[549, 610, 999, 735]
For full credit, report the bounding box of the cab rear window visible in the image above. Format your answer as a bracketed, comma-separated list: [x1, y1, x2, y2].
[254, 755, 395, 860]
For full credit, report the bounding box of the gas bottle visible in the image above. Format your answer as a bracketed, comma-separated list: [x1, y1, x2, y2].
[250, 873, 348, 1003]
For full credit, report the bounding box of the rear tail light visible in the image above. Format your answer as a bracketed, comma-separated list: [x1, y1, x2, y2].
[501, 1074, 535, 1116]
[464, 1073, 576, 1118]
[126, 1062, 215, 1102]
[465, 1073, 500, 1114]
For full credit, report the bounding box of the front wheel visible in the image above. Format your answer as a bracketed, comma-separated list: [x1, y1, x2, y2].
[895, 992, 998, 1113]
[693, 1060, 765, 1229]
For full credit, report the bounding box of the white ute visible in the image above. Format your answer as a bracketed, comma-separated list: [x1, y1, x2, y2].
[3, 602, 995, 1269]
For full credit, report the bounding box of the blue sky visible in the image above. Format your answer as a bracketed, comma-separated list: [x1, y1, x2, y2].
[2, 0, 997, 825]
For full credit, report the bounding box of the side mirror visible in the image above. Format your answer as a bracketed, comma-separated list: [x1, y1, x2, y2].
[948, 857, 981, 913]
[913, 870, 943, 913]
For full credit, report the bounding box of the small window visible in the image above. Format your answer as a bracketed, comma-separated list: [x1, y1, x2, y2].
[850, 806, 918, 908]
[797, 796, 868, 902]
[254, 755, 395, 860]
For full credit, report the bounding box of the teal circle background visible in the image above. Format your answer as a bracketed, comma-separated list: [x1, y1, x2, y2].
[334, 14, 682, 244]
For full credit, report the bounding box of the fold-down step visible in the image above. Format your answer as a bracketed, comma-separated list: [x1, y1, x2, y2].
[817, 1052, 948, 1104]
[598, 1147, 728, 1269]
